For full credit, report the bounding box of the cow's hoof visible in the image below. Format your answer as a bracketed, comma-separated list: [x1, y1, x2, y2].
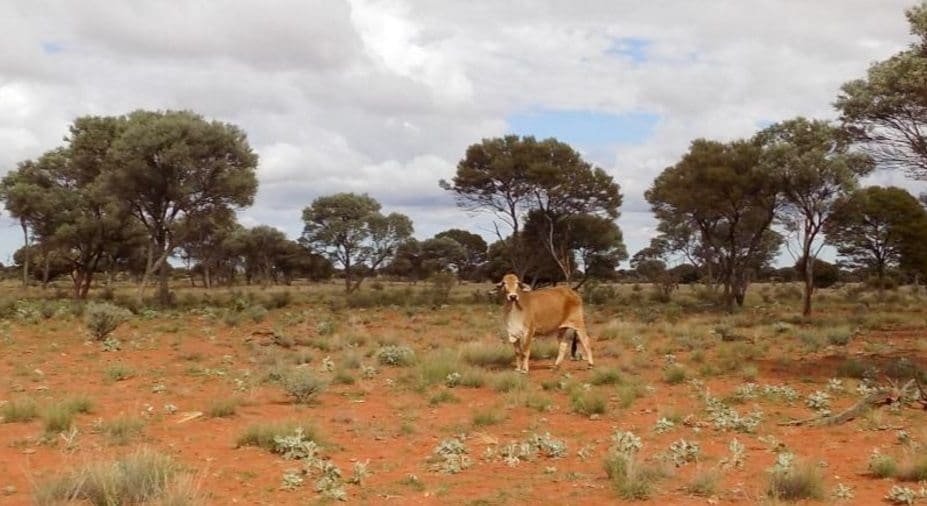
[517, 369, 528, 375]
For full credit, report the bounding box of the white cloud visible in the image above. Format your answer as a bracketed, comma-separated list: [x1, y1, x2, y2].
[0, 0, 921, 266]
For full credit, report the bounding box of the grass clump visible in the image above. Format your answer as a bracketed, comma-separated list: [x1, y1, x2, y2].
[571, 390, 607, 416]
[764, 454, 824, 501]
[896, 453, 927, 482]
[590, 368, 622, 386]
[603, 431, 662, 500]
[34, 448, 197, 506]
[237, 421, 321, 452]
[472, 408, 506, 427]
[0, 397, 38, 423]
[207, 398, 239, 418]
[429, 390, 459, 406]
[663, 365, 687, 384]
[492, 371, 527, 392]
[413, 350, 462, 388]
[104, 363, 135, 382]
[100, 417, 145, 445]
[686, 468, 719, 497]
[868, 451, 898, 478]
[85, 302, 132, 341]
[461, 343, 512, 369]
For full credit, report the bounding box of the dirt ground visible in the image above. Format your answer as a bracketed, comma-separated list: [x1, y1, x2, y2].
[1, 286, 926, 505]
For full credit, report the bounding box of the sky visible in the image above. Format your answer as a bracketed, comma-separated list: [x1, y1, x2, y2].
[0, 0, 925, 268]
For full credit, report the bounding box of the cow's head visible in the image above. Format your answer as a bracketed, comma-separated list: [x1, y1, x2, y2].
[498, 273, 530, 304]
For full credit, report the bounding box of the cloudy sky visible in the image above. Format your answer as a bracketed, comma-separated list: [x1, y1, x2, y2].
[1, 0, 924, 267]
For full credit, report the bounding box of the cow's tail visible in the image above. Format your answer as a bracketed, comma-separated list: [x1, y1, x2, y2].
[570, 329, 582, 360]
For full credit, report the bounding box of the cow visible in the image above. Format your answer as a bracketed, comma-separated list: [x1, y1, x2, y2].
[498, 273, 594, 373]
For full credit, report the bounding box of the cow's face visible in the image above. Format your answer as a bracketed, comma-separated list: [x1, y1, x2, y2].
[499, 273, 530, 303]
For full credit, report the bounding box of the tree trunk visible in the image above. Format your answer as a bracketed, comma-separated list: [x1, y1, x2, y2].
[158, 260, 170, 306]
[802, 255, 814, 317]
[204, 263, 212, 289]
[20, 220, 29, 288]
[344, 257, 353, 293]
[42, 254, 50, 289]
[79, 270, 93, 299]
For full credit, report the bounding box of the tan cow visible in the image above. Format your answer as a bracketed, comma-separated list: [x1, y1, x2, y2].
[498, 273, 594, 373]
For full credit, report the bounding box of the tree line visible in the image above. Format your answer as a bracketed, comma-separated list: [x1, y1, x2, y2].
[3, 4, 927, 317]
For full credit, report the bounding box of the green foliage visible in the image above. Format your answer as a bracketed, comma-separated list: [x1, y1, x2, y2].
[570, 390, 607, 416]
[765, 457, 825, 501]
[280, 369, 326, 404]
[302, 192, 413, 292]
[376, 345, 416, 367]
[869, 451, 898, 478]
[663, 365, 687, 384]
[237, 421, 320, 452]
[85, 302, 132, 341]
[472, 408, 506, 427]
[441, 134, 625, 281]
[104, 363, 134, 382]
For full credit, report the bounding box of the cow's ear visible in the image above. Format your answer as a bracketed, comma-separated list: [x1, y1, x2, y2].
[519, 283, 532, 292]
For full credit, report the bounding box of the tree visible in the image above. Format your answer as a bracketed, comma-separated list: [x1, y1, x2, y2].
[177, 209, 238, 289]
[106, 110, 259, 305]
[757, 117, 874, 316]
[836, 4, 927, 180]
[239, 225, 290, 287]
[826, 186, 927, 296]
[433, 229, 487, 281]
[441, 135, 623, 284]
[646, 139, 782, 309]
[0, 158, 59, 287]
[301, 193, 412, 292]
[2, 116, 147, 298]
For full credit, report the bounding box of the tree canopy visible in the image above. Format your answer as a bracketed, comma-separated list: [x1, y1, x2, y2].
[301, 192, 412, 292]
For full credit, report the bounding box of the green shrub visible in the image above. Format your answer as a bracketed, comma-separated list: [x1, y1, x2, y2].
[492, 372, 526, 392]
[663, 365, 687, 384]
[765, 460, 824, 501]
[472, 408, 506, 427]
[869, 452, 898, 478]
[85, 302, 132, 341]
[207, 398, 239, 418]
[604, 454, 662, 500]
[246, 305, 268, 323]
[571, 390, 607, 416]
[590, 368, 622, 386]
[376, 345, 416, 367]
[266, 291, 293, 309]
[281, 369, 326, 404]
[237, 421, 321, 451]
[897, 454, 927, 482]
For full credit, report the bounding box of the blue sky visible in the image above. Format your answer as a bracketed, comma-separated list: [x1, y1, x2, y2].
[507, 109, 659, 148]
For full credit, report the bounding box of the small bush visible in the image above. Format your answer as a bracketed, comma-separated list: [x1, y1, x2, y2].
[281, 370, 326, 404]
[266, 291, 293, 309]
[827, 329, 853, 346]
[246, 305, 268, 323]
[590, 368, 622, 386]
[237, 420, 321, 452]
[765, 460, 824, 501]
[85, 302, 132, 341]
[207, 398, 239, 418]
[33, 448, 195, 506]
[604, 454, 662, 500]
[836, 358, 869, 379]
[663, 365, 687, 384]
[686, 468, 719, 497]
[100, 417, 145, 445]
[0, 397, 38, 423]
[869, 452, 898, 478]
[105, 363, 135, 382]
[472, 408, 506, 427]
[492, 371, 527, 392]
[571, 390, 607, 416]
[41, 404, 76, 434]
[429, 390, 458, 406]
[376, 345, 416, 367]
[896, 454, 927, 482]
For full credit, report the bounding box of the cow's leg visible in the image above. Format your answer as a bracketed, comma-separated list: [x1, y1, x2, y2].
[511, 338, 524, 372]
[554, 328, 569, 369]
[521, 332, 534, 373]
[576, 327, 594, 367]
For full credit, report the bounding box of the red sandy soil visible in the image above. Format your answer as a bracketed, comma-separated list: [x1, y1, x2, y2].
[1, 307, 925, 505]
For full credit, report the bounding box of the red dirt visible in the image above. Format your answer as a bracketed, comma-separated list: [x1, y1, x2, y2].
[1, 305, 926, 505]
